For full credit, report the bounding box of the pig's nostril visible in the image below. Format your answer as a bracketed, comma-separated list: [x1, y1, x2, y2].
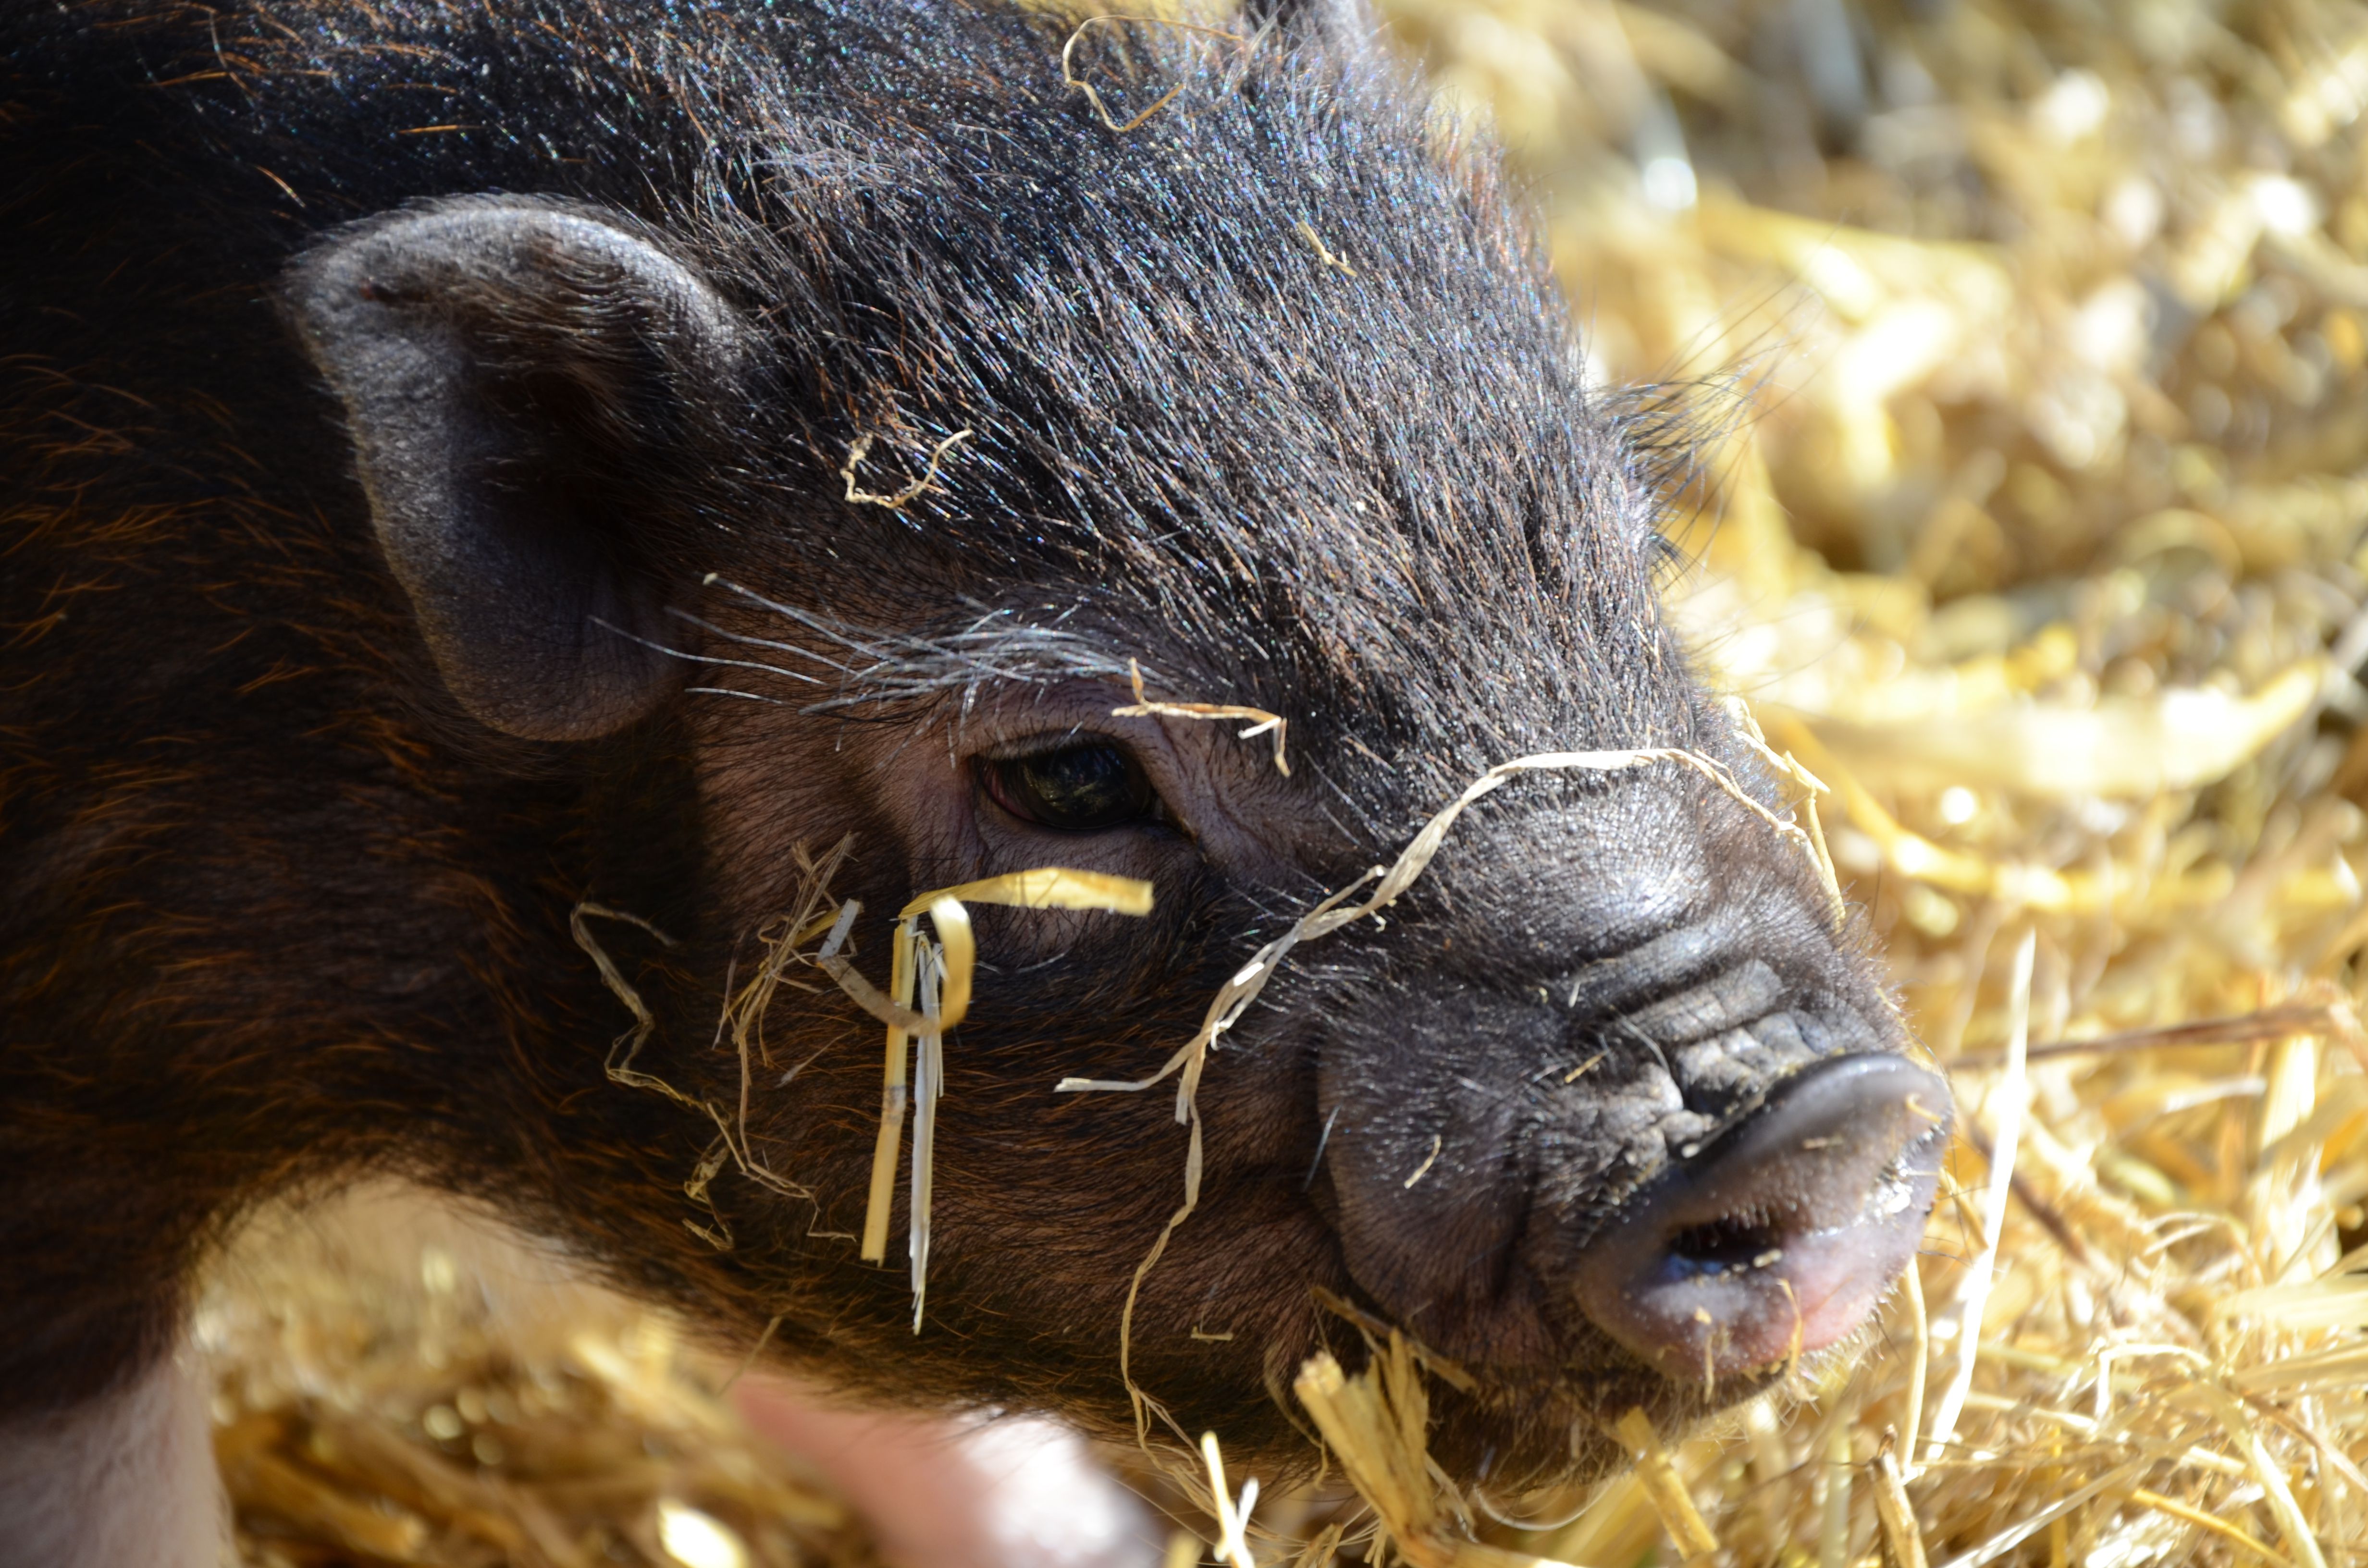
[1667, 1214, 1788, 1273]
[1567, 1053, 1950, 1384]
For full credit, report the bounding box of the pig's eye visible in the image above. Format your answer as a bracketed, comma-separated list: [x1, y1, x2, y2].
[981, 743, 1159, 833]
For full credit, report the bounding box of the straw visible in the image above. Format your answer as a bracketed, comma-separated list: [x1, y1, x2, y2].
[832, 869, 1154, 1304]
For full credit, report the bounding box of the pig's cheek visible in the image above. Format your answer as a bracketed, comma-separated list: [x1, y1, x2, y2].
[730, 1376, 1163, 1568]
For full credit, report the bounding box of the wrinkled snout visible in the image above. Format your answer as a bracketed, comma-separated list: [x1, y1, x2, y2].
[1313, 771, 1952, 1413]
[1568, 1054, 1949, 1381]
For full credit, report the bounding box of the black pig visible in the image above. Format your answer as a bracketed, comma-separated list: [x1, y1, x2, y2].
[0, 0, 1948, 1557]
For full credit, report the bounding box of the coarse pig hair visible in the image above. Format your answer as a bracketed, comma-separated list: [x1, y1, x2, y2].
[1, 0, 1886, 1489]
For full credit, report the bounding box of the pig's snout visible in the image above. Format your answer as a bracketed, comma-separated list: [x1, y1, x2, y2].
[1309, 778, 1949, 1411]
[1567, 1053, 1949, 1381]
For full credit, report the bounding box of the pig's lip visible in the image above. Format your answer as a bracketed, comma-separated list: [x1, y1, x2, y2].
[1567, 1054, 1950, 1382]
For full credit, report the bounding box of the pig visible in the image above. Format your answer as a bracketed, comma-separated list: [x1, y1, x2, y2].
[0, 0, 1951, 1560]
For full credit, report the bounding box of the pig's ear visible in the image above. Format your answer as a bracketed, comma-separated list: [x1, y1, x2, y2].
[287, 196, 746, 740]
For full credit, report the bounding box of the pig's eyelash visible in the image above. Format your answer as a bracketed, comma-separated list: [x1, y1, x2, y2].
[664, 607, 856, 676]
[974, 726, 1126, 762]
[701, 574, 886, 661]
[686, 686, 788, 705]
[700, 575, 1134, 713]
[588, 617, 825, 686]
[810, 646, 1124, 713]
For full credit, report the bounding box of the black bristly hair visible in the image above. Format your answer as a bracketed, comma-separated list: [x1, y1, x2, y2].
[11, 0, 1696, 788]
[1, 0, 1914, 1497]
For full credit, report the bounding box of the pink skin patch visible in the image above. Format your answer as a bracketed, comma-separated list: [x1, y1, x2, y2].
[0, 1347, 227, 1568]
[1571, 1055, 1950, 1381]
[731, 1375, 1163, 1568]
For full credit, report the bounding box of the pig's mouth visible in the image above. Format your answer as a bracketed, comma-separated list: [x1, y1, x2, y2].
[1308, 937, 1952, 1470]
[1566, 1053, 1950, 1384]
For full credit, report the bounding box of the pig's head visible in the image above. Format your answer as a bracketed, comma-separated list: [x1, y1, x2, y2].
[281, 0, 1948, 1488]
